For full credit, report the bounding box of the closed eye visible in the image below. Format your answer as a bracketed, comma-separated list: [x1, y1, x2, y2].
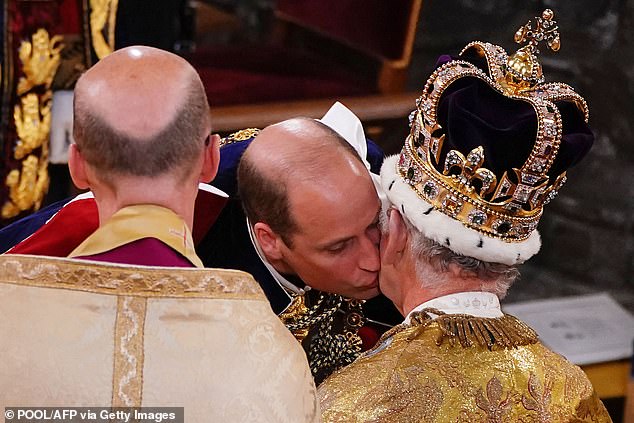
[325, 240, 350, 253]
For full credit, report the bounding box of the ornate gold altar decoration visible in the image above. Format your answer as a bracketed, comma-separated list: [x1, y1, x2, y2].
[2, 29, 63, 219]
[90, 0, 118, 59]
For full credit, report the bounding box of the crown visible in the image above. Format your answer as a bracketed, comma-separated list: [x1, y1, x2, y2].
[383, 10, 592, 265]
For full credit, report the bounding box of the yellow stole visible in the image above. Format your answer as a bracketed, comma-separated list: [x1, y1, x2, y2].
[68, 204, 204, 268]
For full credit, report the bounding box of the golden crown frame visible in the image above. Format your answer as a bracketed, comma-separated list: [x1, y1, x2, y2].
[398, 10, 589, 242]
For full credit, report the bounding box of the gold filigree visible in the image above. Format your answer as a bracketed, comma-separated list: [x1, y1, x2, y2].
[90, 0, 119, 59]
[112, 296, 146, 407]
[220, 128, 261, 147]
[521, 373, 554, 422]
[475, 376, 514, 423]
[0, 254, 267, 300]
[408, 309, 539, 349]
[318, 311, 612, 422]
[16, 29, 63, 95]
[400, 16, 590, 243]
[506, 9, 560, 93]
[13, 92, 52, 159]
[280, 294, 311, 342]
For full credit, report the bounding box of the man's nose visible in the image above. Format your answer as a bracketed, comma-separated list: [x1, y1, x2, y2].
[358, 235, 380, 272]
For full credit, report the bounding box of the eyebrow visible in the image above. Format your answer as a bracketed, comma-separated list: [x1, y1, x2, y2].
[318, 203, 382, 250]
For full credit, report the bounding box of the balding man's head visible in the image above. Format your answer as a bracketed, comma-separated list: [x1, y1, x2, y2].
[238, 118, 365, 243]
[238, 117, 381, 298]
[73, 46, 210, 179]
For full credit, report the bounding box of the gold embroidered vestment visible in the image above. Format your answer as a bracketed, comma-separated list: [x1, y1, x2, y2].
[318, 311, 612, 422]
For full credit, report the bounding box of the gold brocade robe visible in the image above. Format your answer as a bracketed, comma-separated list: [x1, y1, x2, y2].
[318, 311, 612, 422]
[0, 254, 319, 422]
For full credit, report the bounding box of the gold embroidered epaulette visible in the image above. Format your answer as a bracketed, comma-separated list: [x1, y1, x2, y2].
[410, 309, 539, 349]
[373, 309, 538, 353]
[220, 128, 260, 147]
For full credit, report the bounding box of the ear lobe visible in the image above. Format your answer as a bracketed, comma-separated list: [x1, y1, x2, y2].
[253, 221, 284, 261]
[382, 209, 408, 266]
[68, 144, 90, 189]
[200, 134, 220, 183]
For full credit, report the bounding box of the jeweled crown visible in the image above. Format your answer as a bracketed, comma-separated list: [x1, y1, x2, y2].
[399, 10, 590, 243]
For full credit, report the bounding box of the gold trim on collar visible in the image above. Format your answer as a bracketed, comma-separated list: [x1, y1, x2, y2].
[0, 254, 266, 300]
[69, 204, 203, 268]
[371, 309, 538, 357]
[410, 309, 539, 349]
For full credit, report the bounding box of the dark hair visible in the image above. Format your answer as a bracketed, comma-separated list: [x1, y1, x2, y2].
[73, 77, 209, 180]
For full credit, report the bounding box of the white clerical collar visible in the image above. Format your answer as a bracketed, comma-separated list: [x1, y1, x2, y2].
[403, 291, 503, 324]
[246, 217, 307, 301]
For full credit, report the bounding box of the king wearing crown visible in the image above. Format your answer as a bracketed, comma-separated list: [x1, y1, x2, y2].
[318, 10, 612, 422]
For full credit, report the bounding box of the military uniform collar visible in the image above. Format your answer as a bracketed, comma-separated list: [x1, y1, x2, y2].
[246, 217, 308, 310]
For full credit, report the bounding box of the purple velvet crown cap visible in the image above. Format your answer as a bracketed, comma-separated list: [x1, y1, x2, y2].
[429, 52, 594, 181]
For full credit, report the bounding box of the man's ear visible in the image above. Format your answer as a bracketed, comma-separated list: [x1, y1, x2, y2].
[68, 144, 90, 189]
[253, 221, 284, 261]
[382, 208, 408, 266]
[200, 134, 221, 183]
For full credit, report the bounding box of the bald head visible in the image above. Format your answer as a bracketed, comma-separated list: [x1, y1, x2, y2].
[238, 117, 371, 244]
[248, 118, 364, 182]
[73, 46, 210, 178]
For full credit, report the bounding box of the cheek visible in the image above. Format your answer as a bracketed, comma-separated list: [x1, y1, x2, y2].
[296, 249, 363, 283]
[367, 227, 381, 245]
[325, 255, 362, 280]
[377, 269, 396, 297]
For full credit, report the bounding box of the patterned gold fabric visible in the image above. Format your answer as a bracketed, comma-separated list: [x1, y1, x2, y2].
[319, 311, 612, 422]
[0, 254, 319, 422]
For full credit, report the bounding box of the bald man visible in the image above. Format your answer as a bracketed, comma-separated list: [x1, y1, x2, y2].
[1, 97, 400, 382]
[195, 117, 388, 384]
[242, 119, 381, 299]
[66, 45, 219, 266]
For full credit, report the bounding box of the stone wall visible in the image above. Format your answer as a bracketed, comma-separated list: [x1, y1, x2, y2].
[406, 1, 634, 311]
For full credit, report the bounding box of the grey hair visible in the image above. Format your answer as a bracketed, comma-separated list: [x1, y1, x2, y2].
[379, 206, 519, 298]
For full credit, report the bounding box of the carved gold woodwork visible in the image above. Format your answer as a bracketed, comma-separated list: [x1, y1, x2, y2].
[2, 29, 61, 219]
[13, 92, 53, 160]
[90, 0, 118, 59]
[16, 29, 63, 96]
[2, 149, 50, 219]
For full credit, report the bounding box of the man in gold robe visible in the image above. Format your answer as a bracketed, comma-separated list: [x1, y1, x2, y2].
[318, 10, 612, 422]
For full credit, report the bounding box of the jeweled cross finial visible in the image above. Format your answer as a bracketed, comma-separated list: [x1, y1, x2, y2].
[504, 9, 561, 92]
[514, 9, 560, 54]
